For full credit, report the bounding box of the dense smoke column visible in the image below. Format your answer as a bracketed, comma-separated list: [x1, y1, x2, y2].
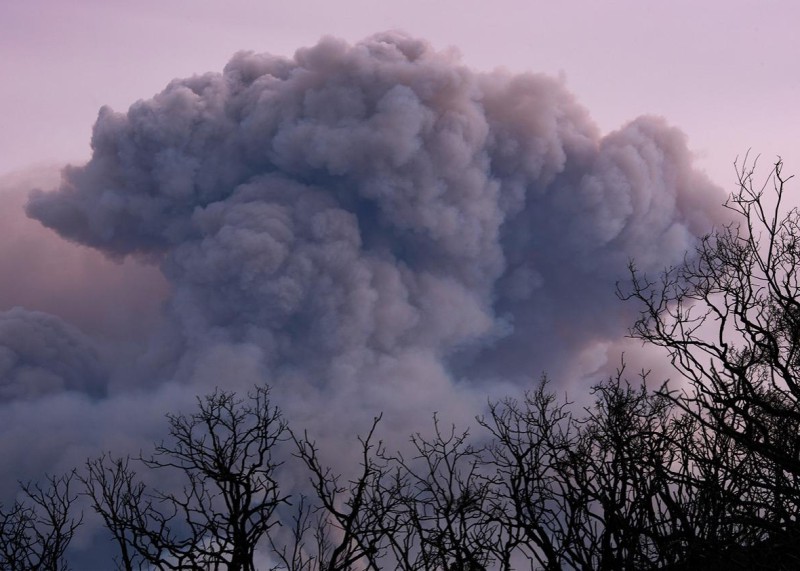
[26, 32, 723, 417]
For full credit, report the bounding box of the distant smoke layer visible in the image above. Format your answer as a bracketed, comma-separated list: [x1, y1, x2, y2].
[0, 167, 168, 346]
[6, 33, 725, 538]
[0, 307, 104, 401]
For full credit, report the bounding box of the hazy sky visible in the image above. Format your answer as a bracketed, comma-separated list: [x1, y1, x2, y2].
[2, 0, 798, 188]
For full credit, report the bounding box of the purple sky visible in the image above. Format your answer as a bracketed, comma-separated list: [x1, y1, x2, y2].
[2, 0, 798, 188]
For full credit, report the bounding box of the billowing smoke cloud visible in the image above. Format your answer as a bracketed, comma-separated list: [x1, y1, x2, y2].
[28, 33, 721, 392]
[6, 32, 726, 526]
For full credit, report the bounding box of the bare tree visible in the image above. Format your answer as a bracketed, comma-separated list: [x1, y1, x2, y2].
[479, 364, 796, 570]
[281, 415, 397, 571]
[83, 386, 290, 570]
[481, 371, 696, 571]
[0, 472, 82, 571]
[479, 378, 578, 571]
[82, 454, 160, 571]
[287, 414, 506, 571]
[385, 418, 500, 571]
[620, 156, 800, 564]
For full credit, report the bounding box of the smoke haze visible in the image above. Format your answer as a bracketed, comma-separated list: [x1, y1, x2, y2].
[3, 33, 725, 558]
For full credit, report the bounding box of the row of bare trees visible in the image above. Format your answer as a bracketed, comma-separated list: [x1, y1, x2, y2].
[4, 158, 800, 569]
[6, 370, 798, 570]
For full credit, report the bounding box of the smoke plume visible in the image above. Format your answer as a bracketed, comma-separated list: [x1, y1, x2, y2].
[5, 33, 726, 538]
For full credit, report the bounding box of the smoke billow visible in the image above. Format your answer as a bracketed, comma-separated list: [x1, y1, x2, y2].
[6, 32, 725, 512]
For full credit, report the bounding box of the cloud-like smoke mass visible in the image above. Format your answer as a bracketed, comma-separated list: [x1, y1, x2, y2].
[4, 32, 725, 557]
[0, 307, 104, 402]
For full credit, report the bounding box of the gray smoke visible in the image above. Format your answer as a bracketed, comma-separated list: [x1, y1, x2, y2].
[0, 307, 104, 401]
[28, 34, 722, 395]
[8, 32, 726, 512]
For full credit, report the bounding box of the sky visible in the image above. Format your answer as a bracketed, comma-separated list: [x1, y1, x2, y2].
[1, 1, 799, 566]
[2, 1, 798, 186]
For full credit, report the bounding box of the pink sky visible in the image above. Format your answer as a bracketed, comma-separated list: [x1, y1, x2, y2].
[1, 0, 798, 189]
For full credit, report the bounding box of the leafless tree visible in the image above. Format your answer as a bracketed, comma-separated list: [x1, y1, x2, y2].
[478, 379, 575, 571]
[0, 471, 82, 571]
[384, 418, 500, 571]
[278, 415, 396, 571]
[286, 414, 506, 571]
[83, 386, 290, 570]
[481, 371, 688, 570]
[620, 156, 800, 565]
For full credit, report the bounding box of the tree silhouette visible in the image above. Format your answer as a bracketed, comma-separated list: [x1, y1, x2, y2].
[83, 386, 289, 570]
[0, 472, 81, 571]
[621, 156, 800, 566]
